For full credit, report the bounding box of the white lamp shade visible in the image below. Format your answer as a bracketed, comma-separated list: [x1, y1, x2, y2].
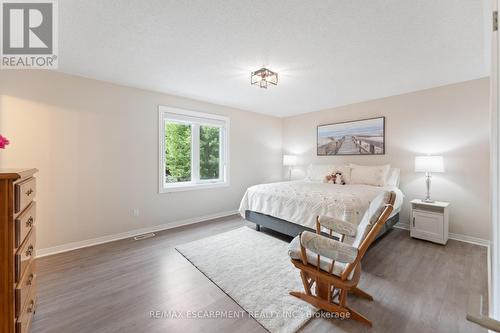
[414, 156, 444, 173]
[283, 155, 298, 166]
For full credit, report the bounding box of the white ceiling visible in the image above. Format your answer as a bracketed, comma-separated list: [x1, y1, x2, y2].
[58, 0, 491, 117]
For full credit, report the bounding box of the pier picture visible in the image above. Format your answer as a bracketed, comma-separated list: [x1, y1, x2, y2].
[317, 117, 385, 155]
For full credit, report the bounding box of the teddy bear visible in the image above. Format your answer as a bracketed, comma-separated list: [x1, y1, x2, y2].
[324, 171, 345, 185]
[334, 171, 346, 185]
[324, 173, 336, 184]
[324, 171, 346, 185]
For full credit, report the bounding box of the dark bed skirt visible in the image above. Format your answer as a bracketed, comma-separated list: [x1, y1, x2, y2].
[245, 210, 400, 240]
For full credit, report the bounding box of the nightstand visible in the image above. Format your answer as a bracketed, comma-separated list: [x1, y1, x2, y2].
[410, 199, 450, 245]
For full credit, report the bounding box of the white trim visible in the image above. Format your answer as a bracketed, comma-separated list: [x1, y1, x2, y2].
[160, 181, 230, 192]
[489, 243, 493, 325]
[159, 109, 166, 192]
[492, 0, 499, 321]
[158, 105, 230, 193]
[159, 106, 230, 122]
[36, 210, 239, 258]
[394, 223, 490, 247]
[192, 124, 200, 182]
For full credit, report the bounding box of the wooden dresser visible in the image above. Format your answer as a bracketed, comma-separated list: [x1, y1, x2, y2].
[0, 169, 38, 333]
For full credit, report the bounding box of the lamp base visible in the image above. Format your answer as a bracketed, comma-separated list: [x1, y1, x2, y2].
[423, 173, 434, 204]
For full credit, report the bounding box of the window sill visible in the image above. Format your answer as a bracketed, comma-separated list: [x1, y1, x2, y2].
[160, 181, 230, 193]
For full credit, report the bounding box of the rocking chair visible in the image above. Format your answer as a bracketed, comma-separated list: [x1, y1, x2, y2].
[288, 191, 396, 327]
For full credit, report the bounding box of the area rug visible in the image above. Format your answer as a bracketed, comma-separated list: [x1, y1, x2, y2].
[175, 227, 318, 333]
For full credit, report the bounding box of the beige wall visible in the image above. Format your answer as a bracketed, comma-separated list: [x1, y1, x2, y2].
[283, 78, 490, 240]
[0, 71, 282, 249]
[0, 72, 490, 249]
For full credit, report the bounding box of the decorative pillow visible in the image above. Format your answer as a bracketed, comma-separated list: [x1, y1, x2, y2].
[307, 164, 336, 181]
[349, 164, 390, 187]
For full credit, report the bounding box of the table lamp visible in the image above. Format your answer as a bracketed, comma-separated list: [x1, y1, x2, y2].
[283, 155, 297, 181]
[414, 155, 444, 203]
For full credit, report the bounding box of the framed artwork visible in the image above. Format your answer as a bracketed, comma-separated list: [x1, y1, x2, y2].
[317, 117, 385, 156]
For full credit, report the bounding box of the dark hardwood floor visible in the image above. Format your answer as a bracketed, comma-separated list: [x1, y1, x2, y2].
[31, 216, 488, 333]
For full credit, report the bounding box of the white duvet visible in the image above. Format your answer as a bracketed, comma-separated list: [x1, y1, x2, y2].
[238, 180, 404, 229]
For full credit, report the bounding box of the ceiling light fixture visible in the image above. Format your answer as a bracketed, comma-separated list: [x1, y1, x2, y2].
[251, 68, 278, 89]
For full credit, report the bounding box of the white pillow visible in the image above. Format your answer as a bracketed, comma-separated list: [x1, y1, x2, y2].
[307, 164, 335, 181]
[386, 168, 401, 188]
[349, 164, 390, 187]
[307, 164, 351, 183]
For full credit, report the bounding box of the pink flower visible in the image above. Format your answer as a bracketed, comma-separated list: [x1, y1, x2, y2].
[0, 135, 10, 149]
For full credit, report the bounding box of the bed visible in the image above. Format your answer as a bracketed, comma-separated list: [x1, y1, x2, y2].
[238, 165, 404, 239]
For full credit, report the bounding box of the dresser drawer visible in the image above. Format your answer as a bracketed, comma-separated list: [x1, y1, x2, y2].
[15, 228, 36, 283]
[15, 260, 37, 318]
[15, 202, 36, 250]
[15, 178, 36, 214]
[15, 286, 37, 333]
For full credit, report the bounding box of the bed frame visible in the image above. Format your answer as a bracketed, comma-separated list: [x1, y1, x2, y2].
[245, 210, 399, 240]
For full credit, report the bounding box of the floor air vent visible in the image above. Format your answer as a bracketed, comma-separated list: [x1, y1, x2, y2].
[133, 233, 156, 241]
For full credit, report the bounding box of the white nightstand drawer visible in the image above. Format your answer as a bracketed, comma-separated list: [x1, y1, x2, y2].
[412, 210, 443, 237]
[410, 199, 449, 245]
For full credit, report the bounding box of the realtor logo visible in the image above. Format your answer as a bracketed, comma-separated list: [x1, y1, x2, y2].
[1, 0, 58, 68]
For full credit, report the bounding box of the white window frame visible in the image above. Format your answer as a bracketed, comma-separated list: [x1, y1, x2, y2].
[159, 106, 230, 193]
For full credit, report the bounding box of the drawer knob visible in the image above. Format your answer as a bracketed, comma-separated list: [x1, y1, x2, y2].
[26, 188, 34, 196]
[27, 300, 35, 313]
[26, 217, 34, 227]
[27, 273, 35, 286]
[26, 245, 34, 257]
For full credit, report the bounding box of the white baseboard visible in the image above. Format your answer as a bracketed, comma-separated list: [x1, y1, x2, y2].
[37, 210, 240, 258]
[37, 214, 490, 257]
[394, 222, 490, 247]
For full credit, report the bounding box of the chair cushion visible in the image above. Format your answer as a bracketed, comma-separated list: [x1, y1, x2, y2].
[343, 191, 392, 248]
[288, 191, 392, 281]
[300, 231, 358, 263]
[288, 235, 353, 279]
[317, 216, 357, 236]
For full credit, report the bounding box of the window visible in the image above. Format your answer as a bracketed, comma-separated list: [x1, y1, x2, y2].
[159, 106, 229, 192]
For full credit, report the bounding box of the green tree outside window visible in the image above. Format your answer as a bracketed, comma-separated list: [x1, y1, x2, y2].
[200, 126, 220, 180]
[165, 123, 191, 183]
